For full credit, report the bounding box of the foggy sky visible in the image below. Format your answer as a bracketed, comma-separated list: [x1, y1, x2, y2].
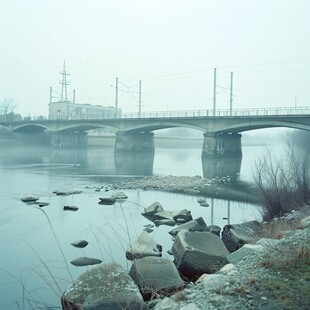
[0, 0, 309, 117]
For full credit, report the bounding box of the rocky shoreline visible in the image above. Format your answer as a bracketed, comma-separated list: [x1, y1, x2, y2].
[59, 180, 310, 310]
[109, 175, 261, 204]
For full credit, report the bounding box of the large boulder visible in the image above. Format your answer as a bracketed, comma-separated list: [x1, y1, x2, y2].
[172, 231, 229, 281]
[169, 217, 208, 236]
[227, 244, 263, 264]
[129, 256, 184, 300]
[222, 220, 262, 253]
[126, 231, 162, 260]
[61, 263, 143, 309]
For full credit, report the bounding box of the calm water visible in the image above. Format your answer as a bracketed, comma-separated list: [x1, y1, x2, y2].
[0, 139, 274, 309]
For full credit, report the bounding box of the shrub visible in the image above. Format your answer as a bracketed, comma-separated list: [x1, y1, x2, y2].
[252, 141, 310, 221]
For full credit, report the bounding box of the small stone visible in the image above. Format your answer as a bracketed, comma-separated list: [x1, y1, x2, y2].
[21, 194, 39, 202]
[70, 257, 102, 267]
[63, 205, 79, 211]
[70, 240, 89, 248]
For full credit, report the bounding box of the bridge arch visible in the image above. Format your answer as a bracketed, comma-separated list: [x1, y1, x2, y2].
[215, 120, 310, 134]
[120, 121, 206, 133]
[54, 123, 118, 133]
[12, 123, 49, 133]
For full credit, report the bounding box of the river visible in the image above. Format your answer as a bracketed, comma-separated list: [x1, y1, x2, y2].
[0, 135, 283, 309]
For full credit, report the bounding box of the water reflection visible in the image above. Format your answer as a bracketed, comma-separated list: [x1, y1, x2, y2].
[114, 150, 155, 175]
[201, 156, 242, 181]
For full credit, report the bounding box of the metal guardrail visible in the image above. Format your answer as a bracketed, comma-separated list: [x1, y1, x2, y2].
[2, 106, 310, 122]
[46, 106, 310, 120]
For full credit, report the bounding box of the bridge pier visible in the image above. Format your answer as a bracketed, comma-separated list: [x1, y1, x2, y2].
[202, 133, 242, 157]
[50, 132, 88, 148]
[115, 131, 155, 153]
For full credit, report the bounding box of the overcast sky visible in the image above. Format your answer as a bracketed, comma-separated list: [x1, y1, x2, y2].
[0, 0, 309, 117]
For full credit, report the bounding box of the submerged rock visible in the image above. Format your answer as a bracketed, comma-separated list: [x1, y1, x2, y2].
[63, 205, 79, 211]
[62, 263, 143, 309]
[98, 197, 116, 205]
[70, 257, 102, 267]
[53, 190, 83, 196]
[112, 191, 128, 200]
[70, 240, 89, 248]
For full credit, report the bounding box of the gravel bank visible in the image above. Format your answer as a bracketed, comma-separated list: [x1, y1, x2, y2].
[152, 226, 310, 310]
[110, 175, 260, 203]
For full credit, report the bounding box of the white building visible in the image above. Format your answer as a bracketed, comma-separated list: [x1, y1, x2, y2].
[48, 100, 121, 120]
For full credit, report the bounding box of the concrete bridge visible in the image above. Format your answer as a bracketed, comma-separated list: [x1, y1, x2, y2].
[1, 106, 310, 156]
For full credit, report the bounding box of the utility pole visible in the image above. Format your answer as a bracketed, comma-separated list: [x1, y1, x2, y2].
[213, 68, 216, 116]
[60, 60, 70, 102]
[230, 72, 233, 116]
[138, 80, 142, 117]
[115, 77, 119, 118]
[73, 89, 76, 104]
[49, 86, 53, 103]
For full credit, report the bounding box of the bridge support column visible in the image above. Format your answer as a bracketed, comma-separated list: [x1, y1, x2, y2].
[51, 132, 88, 148]
[115, 131, 155, 152]
[202, 133, 242, 157]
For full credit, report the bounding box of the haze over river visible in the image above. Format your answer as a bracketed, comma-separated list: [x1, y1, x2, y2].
[0, 134, 285, 309]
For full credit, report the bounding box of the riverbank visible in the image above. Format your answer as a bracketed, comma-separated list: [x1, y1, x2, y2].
[110, 175, 261, 204]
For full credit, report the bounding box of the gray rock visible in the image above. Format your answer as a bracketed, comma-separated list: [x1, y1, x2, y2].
[112, 191, 128, 200]
[300, 215, 310, 228]
[144, 224, 154, 228]
[143, 227, 154, 233]
[141, 201, 164, 219]
[197, 198, 206, 204]
[62, 262, 143, 309]
[197, 274, 229, 292]
[152, 210, 174, 221]
[171, 209, 193, 223]
[129, 256, 184, 299]
[169, 217, 208, 236]
[172, 231, 229, 281]
[63, 205, 79, 211]
[199, 201, 210, 207]
[21, 194, 39, 202]
[154, 219, 176, 227]
[98, 197, 116, 205]
[54, 190, 83, 196]
[126, 231, 162, 260]
[154, 297, 177, 309]
[70, 257, 102, 267]
[207, 225, 221, 237]
[222, 220, 262, 253]
[227, 244, 263, 264]
[70, 240, 89, 248]
[255, 238, 280, 247]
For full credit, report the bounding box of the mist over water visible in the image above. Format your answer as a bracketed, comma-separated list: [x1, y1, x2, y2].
[0, 139, 283, 309]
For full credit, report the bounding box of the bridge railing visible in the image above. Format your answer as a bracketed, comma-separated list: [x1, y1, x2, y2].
[17, 106, 310, 121]
[120, 106, 310, 119]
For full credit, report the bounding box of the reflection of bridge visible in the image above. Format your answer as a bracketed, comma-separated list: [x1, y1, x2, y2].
[1, 106, 310, 156]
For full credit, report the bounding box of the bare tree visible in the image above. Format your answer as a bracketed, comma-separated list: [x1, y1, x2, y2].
[1, 98, 16, 120]
[252, 142, 310, 221]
